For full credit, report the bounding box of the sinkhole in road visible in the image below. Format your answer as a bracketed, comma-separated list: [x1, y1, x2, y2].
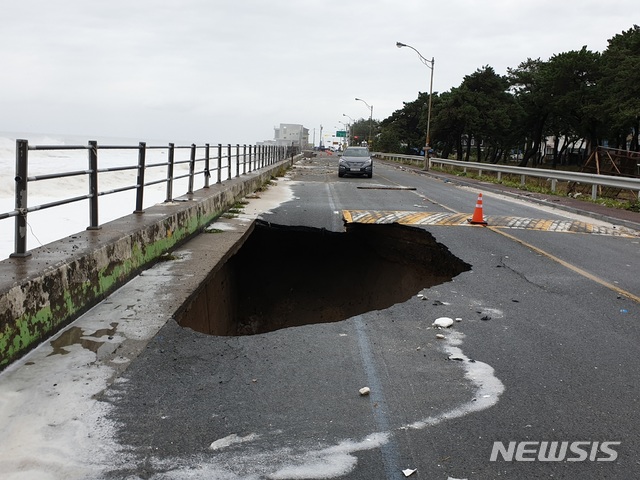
[178, 220, 471, 336]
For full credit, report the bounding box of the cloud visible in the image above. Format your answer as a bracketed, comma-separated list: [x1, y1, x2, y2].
[0, 0, 635, 144]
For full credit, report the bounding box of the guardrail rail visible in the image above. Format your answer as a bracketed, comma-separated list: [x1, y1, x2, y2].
[2, 140, 298, 257]
[373, 152, 640, 201]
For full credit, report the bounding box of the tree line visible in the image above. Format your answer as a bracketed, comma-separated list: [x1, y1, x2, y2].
[360, 25, 639, 168]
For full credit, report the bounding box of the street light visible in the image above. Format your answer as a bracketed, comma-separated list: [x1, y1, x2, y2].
[339, 120, 349, 148]
[355, 97, 373, 146]
[397, 41, 434, 170]
[343, 114, 354, 146]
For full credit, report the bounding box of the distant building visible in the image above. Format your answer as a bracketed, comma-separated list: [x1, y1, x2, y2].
[259, 123, 310, 149]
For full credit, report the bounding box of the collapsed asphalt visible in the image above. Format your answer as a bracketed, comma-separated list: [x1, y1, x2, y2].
[179, 220, 471, 336]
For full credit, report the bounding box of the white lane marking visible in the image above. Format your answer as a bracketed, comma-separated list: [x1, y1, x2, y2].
[138, 330, 505, 478]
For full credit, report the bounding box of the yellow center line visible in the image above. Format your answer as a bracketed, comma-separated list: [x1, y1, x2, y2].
[357, 172, 640, 304]
[488, 226, 640, 304]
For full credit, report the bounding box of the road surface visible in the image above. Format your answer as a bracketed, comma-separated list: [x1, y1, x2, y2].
[1, 153, 638, 479]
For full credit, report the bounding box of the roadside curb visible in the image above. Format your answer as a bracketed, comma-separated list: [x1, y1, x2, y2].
[0, 157, 296, 370]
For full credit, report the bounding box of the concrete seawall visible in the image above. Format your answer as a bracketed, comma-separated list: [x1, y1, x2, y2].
[0, 158, 293, 369]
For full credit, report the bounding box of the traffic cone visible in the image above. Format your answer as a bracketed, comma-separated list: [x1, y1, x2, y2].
[468, 193, 488, 225]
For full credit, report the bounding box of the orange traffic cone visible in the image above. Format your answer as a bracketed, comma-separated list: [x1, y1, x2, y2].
[468, 193, 488, 225]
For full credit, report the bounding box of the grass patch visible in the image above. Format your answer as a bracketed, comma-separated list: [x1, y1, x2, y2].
[255, 180, 276, 192]
[222, 200, 250, 218]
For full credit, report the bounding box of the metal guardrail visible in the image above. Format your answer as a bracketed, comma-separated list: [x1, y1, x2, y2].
[2, 140, 298, 258]
[374, 152, 640, 201]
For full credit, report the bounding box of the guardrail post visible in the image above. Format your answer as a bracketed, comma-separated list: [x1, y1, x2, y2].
[11, 139, 31, 258]
[166, 143, 175, 202]
[591, 184, 598, 200]
[248, 145, 253, 172]
[204, 143, 210, 188]
[188, 144, 196, 194]
[87, 141, 100, 230]
[551, 179, 557, 193]
[520, 175, 526, 187]
[243, 144, 247, 175]
[217, 144, 222, 184]
[134, 142, 146, 213]
[236, 144, 240, 178]
[227, 144, 232, 180]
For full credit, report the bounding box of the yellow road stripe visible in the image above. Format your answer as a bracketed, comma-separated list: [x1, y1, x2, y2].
[342, 209, 639, 303]
[488, 227, 640, 304]
[342, 210, 638, 238]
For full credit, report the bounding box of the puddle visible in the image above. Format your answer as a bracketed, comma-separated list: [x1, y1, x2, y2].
[49, 322, 118, 356]
[178, 221, 471, 335]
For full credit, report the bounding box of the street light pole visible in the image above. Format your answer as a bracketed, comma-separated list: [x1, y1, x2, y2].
[339, 121, 349, 149]
[343, 113, 354, 146]
[396, 41, 434, 170]
[355, 98, 373, 146]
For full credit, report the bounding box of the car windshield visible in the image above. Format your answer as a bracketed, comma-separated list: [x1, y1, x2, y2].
[343, 148, 370, 157]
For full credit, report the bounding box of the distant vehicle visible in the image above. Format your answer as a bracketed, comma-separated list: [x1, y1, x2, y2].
[338, 146, 373, 178]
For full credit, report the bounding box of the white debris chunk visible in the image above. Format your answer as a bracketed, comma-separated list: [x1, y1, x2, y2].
[209, 433, 260, 451]
[359, 387, 371, 396]
[402, 468, 417, 476]
[433, 317, 454, 328]
[436, 334, 445, 340]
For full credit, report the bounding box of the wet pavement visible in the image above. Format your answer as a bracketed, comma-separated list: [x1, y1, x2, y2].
[0, 156, 638, 479]
[406, 162, 640, 231]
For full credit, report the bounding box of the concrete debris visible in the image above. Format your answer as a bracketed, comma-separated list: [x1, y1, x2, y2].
[209, 433, 260, 451]
[433, 317, 454, 328]
[359, 387, 371, 396]
[455, 317, 462, 322]
[436, 334, 445, 340]
[402, 468, 417, 477]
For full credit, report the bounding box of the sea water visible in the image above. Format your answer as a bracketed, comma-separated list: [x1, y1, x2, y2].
[0, 133, 237, 260]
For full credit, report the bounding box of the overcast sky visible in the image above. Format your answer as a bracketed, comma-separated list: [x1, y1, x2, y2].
[0, 0, 635, 145]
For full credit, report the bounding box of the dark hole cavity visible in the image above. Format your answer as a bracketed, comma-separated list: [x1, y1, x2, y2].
[178, 221, 470, 336]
